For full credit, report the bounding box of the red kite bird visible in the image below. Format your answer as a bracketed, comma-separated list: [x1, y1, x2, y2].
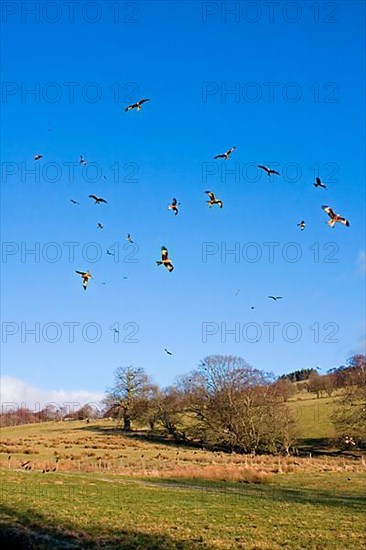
[89, 195, 107, 204]
[313, 177, 327, 189]
[75, 270, 93, 290]
[205, 190, 223, 208]
[156, 246, 174, 272]
[322, 206, 350, 228]
[168, 198, 180, 216]
[125, 98, 150, 112]
[214, 147, 236, 160]
[258, 165, 280, 177]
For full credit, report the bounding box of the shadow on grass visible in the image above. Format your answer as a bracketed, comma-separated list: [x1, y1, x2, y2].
[77, 425, 365, 459]
[77, 425, 205, 451]
[0, 504, 207, 550]
[297, 438, 364, 459]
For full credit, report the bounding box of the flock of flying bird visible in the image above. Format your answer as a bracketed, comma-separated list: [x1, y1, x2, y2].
[33, 97, 350, 311]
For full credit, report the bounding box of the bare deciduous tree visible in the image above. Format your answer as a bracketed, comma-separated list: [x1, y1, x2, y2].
[178, 355, 297, 454]
[103, 366, 153, 431]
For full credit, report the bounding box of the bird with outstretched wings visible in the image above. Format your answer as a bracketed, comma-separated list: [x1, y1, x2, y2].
[125, 98, 150, 112]
[75, 270, 93, 290]
[322, 206, 349, 228]
[156, 246, 174, 272]
[313, 177, 327, 189]
[205, 190, 223, 208]
[258, 165, 280, 177]
[214, 147, 236, 160]
[89, 195, 107, 204]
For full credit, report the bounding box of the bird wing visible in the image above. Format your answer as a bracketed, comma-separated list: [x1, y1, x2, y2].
[227, 147, 235, 155]
[89, 195, 98, 201]
[338, 217, 350, 226]
[270, 170, 280, 175]
[268, 296, 276, 300]
[161, 247, 169, 261]
[316, 177, 321, 185]
[99, 198, 107, 203]
[205, 191, 215, 201]
[125, 103, 136, 111]
[214, 154, 225, 159]
[322, 205, 335, 219]
[75, 270, 86, 276]
[139, 98, 150, 105]
[258, 165, 268, 172]
[172, 198, 177, 206]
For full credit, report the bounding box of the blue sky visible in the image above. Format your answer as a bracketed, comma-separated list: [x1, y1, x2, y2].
[1, 1, 365, 406]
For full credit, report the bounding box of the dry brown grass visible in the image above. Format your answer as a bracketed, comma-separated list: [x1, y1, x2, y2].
[154, 464, 272, 483]
[1, 420, 365, 483]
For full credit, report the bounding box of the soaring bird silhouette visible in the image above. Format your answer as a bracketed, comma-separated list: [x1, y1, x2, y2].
[322, 206, 350, 228]
[268, 296, 282, 301]
[34, 154, 42, 161]
[75, 270, 93, 290]
[164, 348, 173, 355]
[156, 246, 174, 272]
[125, 98, 150, 111]
[168, 198, 180, 215]
[89, 195, 107, 204]
[70, 199, 79, 205]
[79, 155, 87, 166]
[205, 191, 223, 208]
[214, 147, 236, 160]
[313, 176, 327, 189]
[106, 249, 115, 256]
[297, 220, 305, 231]
[258, 165, 280, 177]
[97, 223, 103, 230]
[126, 233, 134, 243]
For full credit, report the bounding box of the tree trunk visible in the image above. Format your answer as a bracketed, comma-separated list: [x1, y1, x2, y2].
[123, 414, 131, 431]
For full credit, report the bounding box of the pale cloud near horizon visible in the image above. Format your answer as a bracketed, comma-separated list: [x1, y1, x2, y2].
[0, 376, 104, 413]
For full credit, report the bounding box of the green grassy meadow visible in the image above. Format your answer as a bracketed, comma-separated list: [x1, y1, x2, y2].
[1, 395, 365, 549]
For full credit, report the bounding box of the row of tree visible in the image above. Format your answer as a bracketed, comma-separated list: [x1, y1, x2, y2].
[2, 354, 364, 450]
[102, 354, 366, 451]
[103, 356, 297, 454]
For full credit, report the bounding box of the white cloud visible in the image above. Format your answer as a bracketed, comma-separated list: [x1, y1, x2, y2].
[0, 376, 103, 414]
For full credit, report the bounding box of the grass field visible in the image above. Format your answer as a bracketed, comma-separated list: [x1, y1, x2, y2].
[288, 394, 338, 440]
[1, 398, 365, 549]
[1, 469, 365, 549]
